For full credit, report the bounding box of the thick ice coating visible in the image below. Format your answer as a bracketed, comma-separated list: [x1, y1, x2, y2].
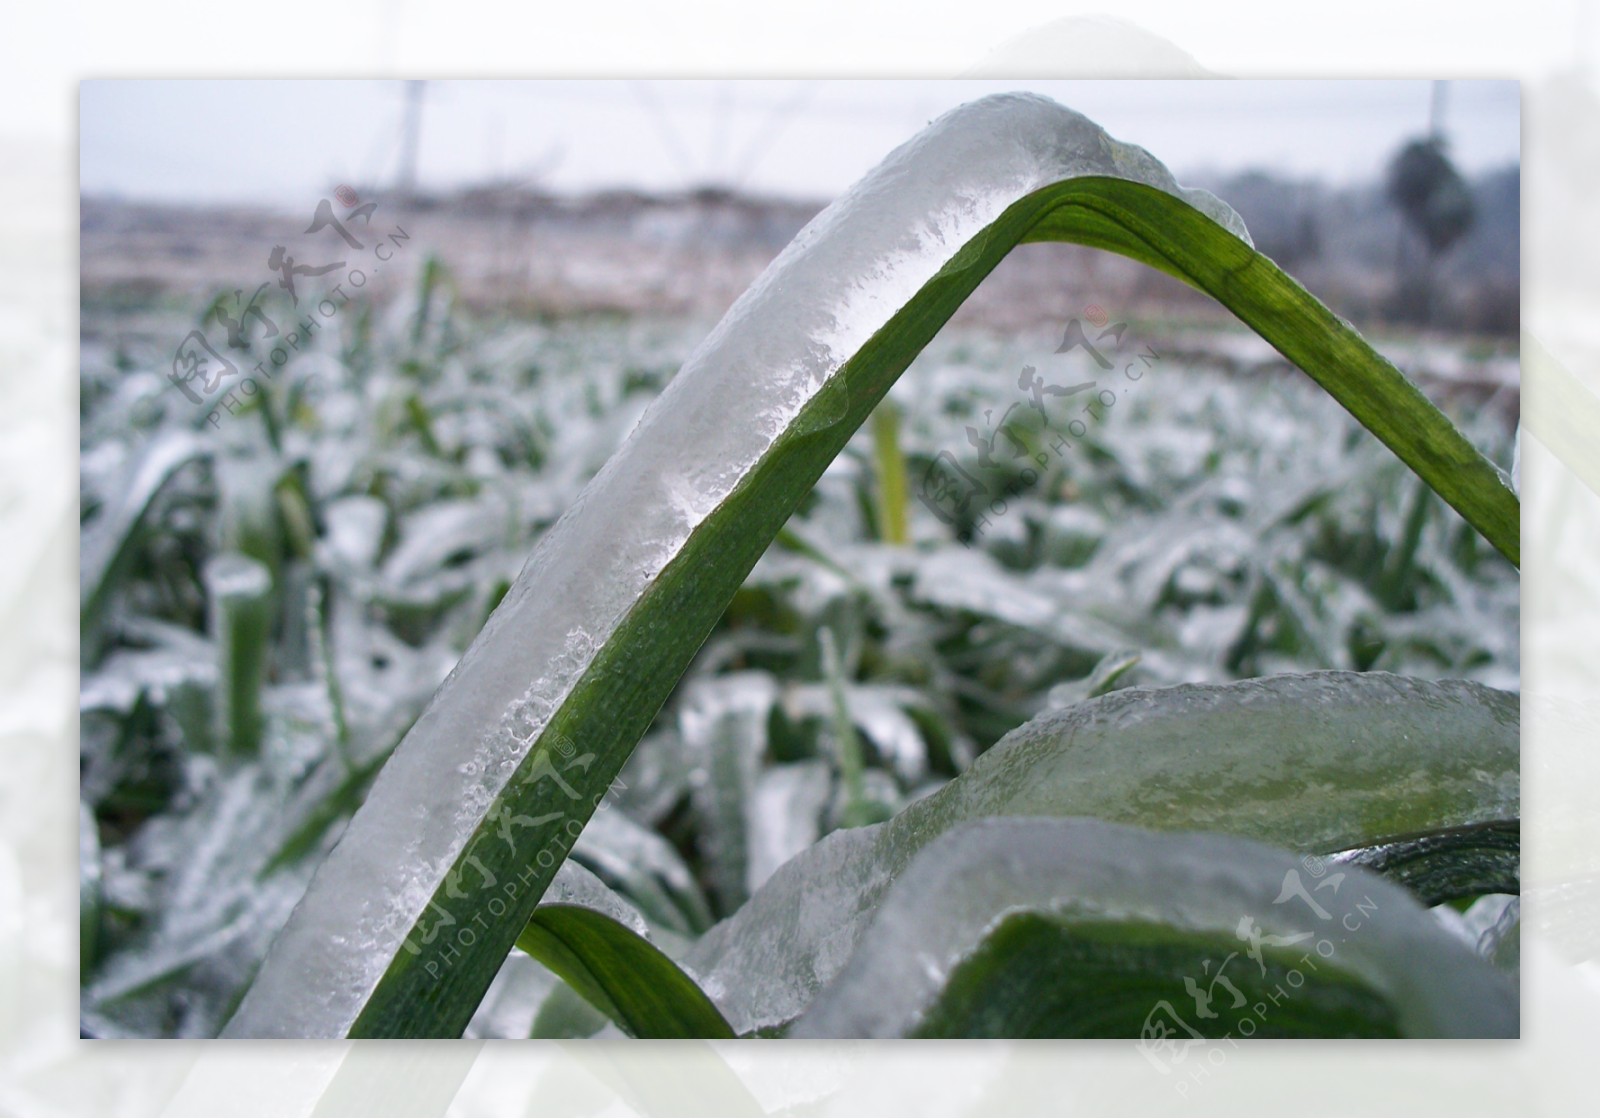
[224, 93, 1251, 1038]
[684, 671, 1516, 1035]
[789, 818, 1517, 1038]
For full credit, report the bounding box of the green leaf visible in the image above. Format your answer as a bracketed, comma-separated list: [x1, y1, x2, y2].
[686, 671, 1516, 1035]
[820, 627, 888, 829]
[515, 905, 733, 1039]
[1022, 180, 1518, 567]
[789, 818, 1516, 1038]
[227, 94, 1517, 1038]
[518, 859, 718, 1037]
[1327, 819, 1519, 905]
[1048, 648, 1142, 706]
[870, 401, 910, 544]
[204, 553, 274, 760]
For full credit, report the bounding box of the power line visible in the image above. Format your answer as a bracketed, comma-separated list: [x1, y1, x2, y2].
[729, 81, 823, 191]
[396, 79, 427, 195]
[628, 80, 700, 184]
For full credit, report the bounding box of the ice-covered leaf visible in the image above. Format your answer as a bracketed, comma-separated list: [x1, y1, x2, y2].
[226, 93, 1516, 1038]
[1472, 895, 1521, 977]
[781, 680, 933, 785]
[318, 495, 389, 574]
[925, 671, 1517, 858]
[789, 818, 1516, 1038]
[686, 671, 1515, 1034]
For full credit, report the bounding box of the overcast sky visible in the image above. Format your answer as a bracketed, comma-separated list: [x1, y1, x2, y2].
[79, 79, 1519, 208]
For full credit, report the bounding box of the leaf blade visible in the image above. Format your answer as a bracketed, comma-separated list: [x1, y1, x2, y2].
[515, 904, 734, 1040]
[1024, 181, 1519, 565]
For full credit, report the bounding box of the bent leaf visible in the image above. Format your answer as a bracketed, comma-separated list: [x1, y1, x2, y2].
[1021, 180, 1518, 565]
[1328, 819, 1520, 905]
[226, 93, 1517, 1038]
[516, 859, 722, 1038]
[516, 905, 733, 1039]
[687, 671, 1516, 1035]
[789, 818, 1516, 1039]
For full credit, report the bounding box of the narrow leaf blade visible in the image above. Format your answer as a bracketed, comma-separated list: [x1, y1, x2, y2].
[515, 904, 733, 1040]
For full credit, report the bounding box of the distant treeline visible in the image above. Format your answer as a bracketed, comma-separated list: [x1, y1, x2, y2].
[80, 165, 1518, 337]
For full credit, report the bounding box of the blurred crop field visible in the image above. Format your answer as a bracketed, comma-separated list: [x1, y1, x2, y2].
[78, 207, 1519, 1036]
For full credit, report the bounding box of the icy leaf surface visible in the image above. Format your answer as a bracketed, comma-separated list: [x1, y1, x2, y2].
[540, 860, 651, 937]
[790, 818, 1516, 1038]
[686, 671, 1516, 1034]
[928, 670, 1517, 852]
